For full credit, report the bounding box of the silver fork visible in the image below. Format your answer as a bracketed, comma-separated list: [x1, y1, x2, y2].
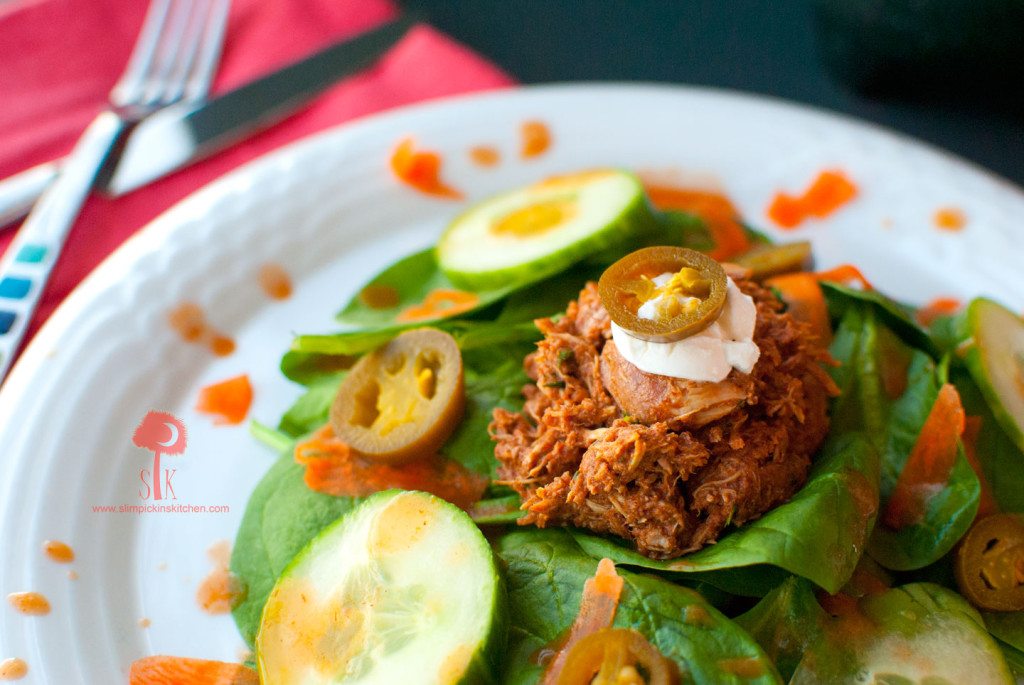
[0, 0, 230, 384]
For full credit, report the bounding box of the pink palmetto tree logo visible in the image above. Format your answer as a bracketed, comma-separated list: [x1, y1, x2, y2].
[133, 411, 187, 500]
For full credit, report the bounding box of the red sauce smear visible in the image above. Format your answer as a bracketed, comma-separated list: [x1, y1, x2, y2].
[196, 541, 245, 615]
[934, 207, 966, 231]
[257, 263, 292, 300]
[295, 425, 488, 511]
[168, 303, 236, 357]
[768, 170, 858, 229]
[521, 120, 552, 159]
[397, 288, 480, 323]
[915, 297, 962, 327]
[129, 656, 258, 685]
[359, 284, 401, 310]
[195, 374, 253, 426]
[469, 145, 501, 167]
[883, 383, 965, 530]
[43, 540, 74, 564]
[0, 659, 27, 681]
[963, 415, 999, 519]
[540, 558, 623, 685]
[644, 184, 751, 260]
[7, 592, 50, 616]
[390, 138, 463, 199]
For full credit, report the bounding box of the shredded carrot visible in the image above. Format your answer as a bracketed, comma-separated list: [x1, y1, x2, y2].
[962, 415, 999, 519]
[129, 656, 258, 685]
[295, 425, 488, 510]
[768, 170, 858, 229]
[882, 384, 965, 530]
[765, 272, 832, 344]
[397, 288, 479, 323]
[643, 184, 751, 260]
[915, 297, 962, 327]
[540, 558, 623, 685]
[520, 120, 552, 159]
[815, 263, 874, 291]
[389, 138, 463, 199]
[195, 375, 252, 425]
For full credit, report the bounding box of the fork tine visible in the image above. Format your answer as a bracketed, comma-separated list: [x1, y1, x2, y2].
[140, 0, 195, 106]
[183, 0, 230, 102]
[110, 0, 172, 106]
[162, 0, 213, 104]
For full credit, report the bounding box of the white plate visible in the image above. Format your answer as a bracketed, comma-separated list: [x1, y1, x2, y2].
[1, 84, 1022, 682]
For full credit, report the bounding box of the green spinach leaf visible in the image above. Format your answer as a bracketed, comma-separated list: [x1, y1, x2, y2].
[496, 529, 782, 684]
[735, 576, 826, 681]
[230, 456, 356, 646]
[822, 280, 937, 357]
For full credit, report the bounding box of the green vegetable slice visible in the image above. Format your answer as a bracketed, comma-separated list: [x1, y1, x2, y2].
[437, 169, 654, 290]
[256, 490, 506, 684]
[961, 298, 1024, 453]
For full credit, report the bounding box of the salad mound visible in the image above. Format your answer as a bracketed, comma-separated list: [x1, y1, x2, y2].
[129, 169, 1024, 684]
[491, 273, 837, 558]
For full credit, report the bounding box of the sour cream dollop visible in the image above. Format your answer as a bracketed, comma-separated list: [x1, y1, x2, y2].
[610, 277, 760, 382]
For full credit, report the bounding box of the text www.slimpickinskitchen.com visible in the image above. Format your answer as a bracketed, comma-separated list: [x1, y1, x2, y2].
[91, 503, 230, 514]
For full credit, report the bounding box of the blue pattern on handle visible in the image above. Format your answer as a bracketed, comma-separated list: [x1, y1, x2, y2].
[0, 311, 15, 335]
[0, 277, 32, 300]
[15, 245, 47, 264]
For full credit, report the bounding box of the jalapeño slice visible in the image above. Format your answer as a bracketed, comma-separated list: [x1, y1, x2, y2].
[598, 246, 727, 343]
[955, 513, 1024, 612]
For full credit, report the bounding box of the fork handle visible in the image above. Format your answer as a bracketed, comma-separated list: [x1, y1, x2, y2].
[0, 111, 128, 384]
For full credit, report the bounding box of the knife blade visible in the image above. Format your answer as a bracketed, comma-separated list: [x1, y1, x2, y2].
[0, 15, 414, 225]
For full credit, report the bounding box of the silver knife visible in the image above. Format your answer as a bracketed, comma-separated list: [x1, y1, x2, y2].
[0, 15, 415, 226]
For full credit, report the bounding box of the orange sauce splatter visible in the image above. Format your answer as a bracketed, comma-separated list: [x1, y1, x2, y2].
[397, 289, 479, 323]
[717, 657, 766, 678]
[7, 592, 50, 616]
[168, 303, 236, 357]
[684, 604, 715, 627]
[295, 425, 488, 511]
[643, 184, 751, 260]
[359, 284, 401, 310]
[0, 658, 27, 681]
[197, 541, 245, 615]
[42, 540, 74, 564]
[390, 138, 463, 199]
[67, 571, 78, 581]
[521, 120, 552, 159]
[916, 297, 962, 327]
[469, 145, 500, 167]
[768, 170, 858, 229]
[138, 618, 151, 629]
[257, 263, 292, 300]
[934, 207, 966, 231]
[196, 374, 253, 425]
[815, 263, 874, 291]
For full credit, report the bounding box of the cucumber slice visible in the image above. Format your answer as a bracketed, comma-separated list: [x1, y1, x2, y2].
[437, 169, 654, 290]
[962, 298, 1024, 452]
[256, 490, 506, 684]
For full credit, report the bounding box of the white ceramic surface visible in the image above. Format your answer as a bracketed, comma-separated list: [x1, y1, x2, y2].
[1, 84, 1022, 683]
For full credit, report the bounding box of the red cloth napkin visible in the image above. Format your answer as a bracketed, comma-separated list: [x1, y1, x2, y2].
[0, 0, 514, 342]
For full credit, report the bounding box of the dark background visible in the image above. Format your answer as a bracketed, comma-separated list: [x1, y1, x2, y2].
[401, 0, 1024, 185]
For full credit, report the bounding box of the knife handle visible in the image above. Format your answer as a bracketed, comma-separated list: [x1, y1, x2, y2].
[0, 161, 59, 228]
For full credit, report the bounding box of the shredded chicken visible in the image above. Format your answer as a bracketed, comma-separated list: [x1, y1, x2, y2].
[491, 278, 838, 558]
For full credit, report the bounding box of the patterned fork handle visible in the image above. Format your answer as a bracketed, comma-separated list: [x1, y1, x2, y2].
[0, 112, 128, 383]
